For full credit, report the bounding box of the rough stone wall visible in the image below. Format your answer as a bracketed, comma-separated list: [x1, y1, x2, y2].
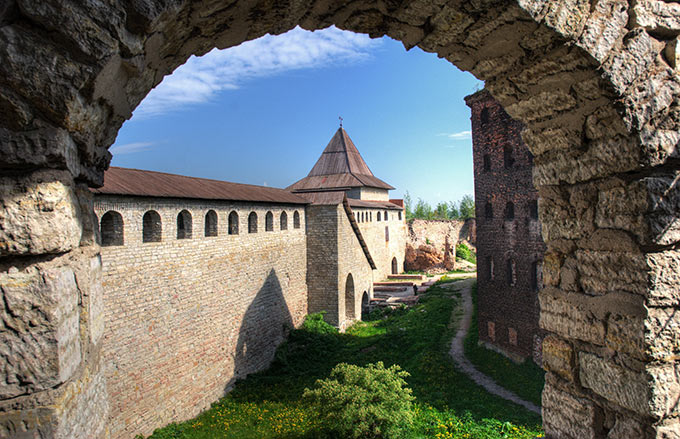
[466, 90, 547, 362]
[337, 207, 374, 330]
[305, 204, 340, 325]
[354, 207, 407, 280]
[3, 1, 680, 438]
[94, 196, 307, 439]
[405, 219, 476, 272]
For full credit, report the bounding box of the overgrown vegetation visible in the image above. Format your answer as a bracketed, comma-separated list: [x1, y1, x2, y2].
[141, 282, 542, 439]
[455, 243, 477, 264]
[463, 283, 545, 406]
[404, 192, 475, 221]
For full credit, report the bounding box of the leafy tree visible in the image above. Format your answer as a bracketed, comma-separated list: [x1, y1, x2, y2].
[404, 191, 413, 220]
[414, 198, 432, 220]
[459, 195, 475, 219]
[447, 201, 460, 220]
[434, 202, 448, 219]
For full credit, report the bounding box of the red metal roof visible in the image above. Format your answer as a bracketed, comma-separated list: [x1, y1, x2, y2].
[91, 167, 309, 205]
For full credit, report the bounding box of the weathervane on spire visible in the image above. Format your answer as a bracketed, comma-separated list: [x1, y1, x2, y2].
[339, 116, 343, 128]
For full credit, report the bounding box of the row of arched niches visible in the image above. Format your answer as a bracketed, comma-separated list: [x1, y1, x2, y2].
[99, 209, 302, 247]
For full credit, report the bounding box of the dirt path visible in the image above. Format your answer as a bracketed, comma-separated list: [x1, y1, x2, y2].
[445, 279, 541, 415]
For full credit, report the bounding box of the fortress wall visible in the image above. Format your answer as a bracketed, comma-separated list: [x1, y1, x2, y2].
[337, 207, 374, 330]
[467, 92, 546, 363]
[305, 204, 340, 325]
[354, 208, 407, 280]
[94, 196, 307, 439]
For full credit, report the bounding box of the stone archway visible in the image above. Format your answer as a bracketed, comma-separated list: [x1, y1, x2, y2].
[391, 256, 398, 274]
[1, 2, 679, 438]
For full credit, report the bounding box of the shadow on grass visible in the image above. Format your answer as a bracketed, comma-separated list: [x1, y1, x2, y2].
[228, 285, 541, 428]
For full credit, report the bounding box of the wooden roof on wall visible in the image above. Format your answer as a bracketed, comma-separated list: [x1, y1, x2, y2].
[287, 128, 394, 192]
[92, 167, 309, 204]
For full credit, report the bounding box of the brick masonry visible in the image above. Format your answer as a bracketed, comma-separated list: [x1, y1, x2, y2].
[94, 196, 308, 439]
[466, 90, 547, 363]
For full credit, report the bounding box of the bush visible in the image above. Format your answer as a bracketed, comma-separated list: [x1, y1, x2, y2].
[301, 311, 338, 335]
[303, 362, 415, 438]
[455, 243, 476, 264]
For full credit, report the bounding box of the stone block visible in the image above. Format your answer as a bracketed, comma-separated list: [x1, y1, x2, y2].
[543, 381, 601, 439]
[0, 265, 81, 399]
[0, 170, 82, 256]
[542, 335, 575, 382]
[607, 417, 645, 439]
[576, 250, 648, 296]
[595, 180, 648, 242]
[578, 0, 628, 62]
[632, 0, 680, 37]
[539, 289, 605, 345]
[647, 174, 680, 246]
[579, 352, 650, 415]
[648, 250, 680, 306]
[604, 28, 662, 95]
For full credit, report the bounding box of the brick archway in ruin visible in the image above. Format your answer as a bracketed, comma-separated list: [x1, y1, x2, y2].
[1, 1, 679, 438]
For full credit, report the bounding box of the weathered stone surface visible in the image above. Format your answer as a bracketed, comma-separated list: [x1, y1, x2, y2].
[646, 306, 680, 362]
[579, 353, 650, 415]
[0, 171, 82, 256]
[648, 250, 680, 306]
[0, 265, 81, 399]
[543, 381, 601, 439]
[578, 0, 628, 62]
[632, 0, 680, 37]
[607, 417, 645, 439]
[647, 174, 680, 246]
[604, 29, 662, 95]
[542, 335, 575, 381]
[539, 289, 605, 345]
[664, 38, 680, 69]
[576, 250, 648, 296]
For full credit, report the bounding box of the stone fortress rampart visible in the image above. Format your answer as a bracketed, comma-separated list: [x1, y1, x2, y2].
[94, 195, 308, 439]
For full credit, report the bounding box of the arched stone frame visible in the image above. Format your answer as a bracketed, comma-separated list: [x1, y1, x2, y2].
[204, 209, 218, 237]
[293, 211, 301, 229]
[344, 273, 355, 322]
[248, 212, 258, 234]
[228, 210, 239, 235]
[142, 210, 162, 243]
[377, 211, 381, 221]
[391, 257, 398, 275]
[265, 211, 274, 232]
[3, 2, 680, 438]
[100, 210, 124, 246]
[280, 211, 288, 231]
[176, 209, 192, 239]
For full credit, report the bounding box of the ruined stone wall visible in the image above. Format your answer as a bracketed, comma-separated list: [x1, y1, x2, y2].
[467, 91, 547, 362]
[405, 219, 473, 272]
[94, 195, 307, 439]
[354, 207, 407, 280]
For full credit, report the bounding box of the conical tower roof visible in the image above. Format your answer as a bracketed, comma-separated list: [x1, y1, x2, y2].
[287, 128, 394, 193]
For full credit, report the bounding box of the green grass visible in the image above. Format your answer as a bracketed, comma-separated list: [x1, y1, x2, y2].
[140, 281, 543, 439]
[463, 283, 545, 406]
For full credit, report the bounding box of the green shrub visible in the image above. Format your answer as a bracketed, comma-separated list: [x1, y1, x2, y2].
[301, 311, 338, 335]
[303, 362, 415, 438]
[455, 243, 476, 263]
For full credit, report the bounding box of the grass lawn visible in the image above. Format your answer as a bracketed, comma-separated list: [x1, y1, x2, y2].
[140, 280, 543, 439]
[463, 283, 545, 407]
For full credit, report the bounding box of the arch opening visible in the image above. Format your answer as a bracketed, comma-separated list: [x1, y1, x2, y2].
[177, 210, 192, 239]
[142, 210, 162, 243]
[100, 211, 124, 247]
[204, 210, 218, 237]
[344, 273, 355, 322]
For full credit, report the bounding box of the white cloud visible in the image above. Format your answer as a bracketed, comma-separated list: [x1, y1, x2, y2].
[109, 141, 155, 154]
[134, 26, 381, 117]
[438, 130, 472, 140]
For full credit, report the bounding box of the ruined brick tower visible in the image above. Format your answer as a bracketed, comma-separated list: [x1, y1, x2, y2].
[465, 90, 546, 363]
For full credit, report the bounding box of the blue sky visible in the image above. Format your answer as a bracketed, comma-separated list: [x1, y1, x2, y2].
[111, 27, 483, 206]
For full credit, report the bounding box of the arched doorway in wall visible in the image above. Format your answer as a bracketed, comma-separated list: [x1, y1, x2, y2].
[345, 273, 355, 322]
[391, 257, 398, 275]
[361, 292, 369, 321]
[4, 3, 676, 438]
